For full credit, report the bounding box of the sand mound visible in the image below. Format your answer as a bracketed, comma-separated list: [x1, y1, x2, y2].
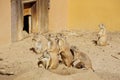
[0, 31, 120, 80]
[14, 68, 102, 80]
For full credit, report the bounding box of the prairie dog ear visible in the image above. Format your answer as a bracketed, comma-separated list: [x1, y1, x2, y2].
[50, 33, 55, 38]
[71, 45, 78, 51]
[33, 33, 39, 38]
[45, 33, 55, 41]
[45, 33, 52, 39]
[73, 46, 77, 49]
[33, 33, 39, 36]
[32, 33, 38, 41]
[56, 33, 61, 38]
[56, 33, 63, 37]
[57, 33, 67, 39]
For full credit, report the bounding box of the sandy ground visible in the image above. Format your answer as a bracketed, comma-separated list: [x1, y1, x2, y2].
[0, 31, 120, 80]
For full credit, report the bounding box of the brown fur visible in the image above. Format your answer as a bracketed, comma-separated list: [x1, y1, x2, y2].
[56, 33, 73, 67]
[47, 34, 59, 69]
[71, 46, 94, 71]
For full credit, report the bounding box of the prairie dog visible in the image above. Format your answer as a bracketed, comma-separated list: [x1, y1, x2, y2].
[32, 33, 48, 54]
[38, 51, 51, 69]
[46, 34, 59, 69]
[56, 33, 73, 67]
[97, 24, 107, 46]
[70, 46, 94, 71]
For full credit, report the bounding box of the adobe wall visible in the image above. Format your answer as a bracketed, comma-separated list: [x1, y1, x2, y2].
[49, 0, 68, 32]
[68, 0, 120, 31]
[0, 0, 120, 45]
[0, 0, 11, 45]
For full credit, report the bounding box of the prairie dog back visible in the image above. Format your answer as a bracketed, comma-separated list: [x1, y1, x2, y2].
[71, 46, 94, 71]
[56, 33, 73, 67]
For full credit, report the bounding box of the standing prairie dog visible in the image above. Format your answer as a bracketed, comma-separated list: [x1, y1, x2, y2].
[32, 33, 48, 54]
[46, 34, 59, 69]
[56, 33, 73, 67]
[97, 24, 107, 46]
[70, 46, 94, 71]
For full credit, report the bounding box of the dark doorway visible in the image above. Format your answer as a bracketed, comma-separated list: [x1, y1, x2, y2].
[23, 1, 36, 34]
[23, 15, 30, 33]
[11, 0, 49, 42]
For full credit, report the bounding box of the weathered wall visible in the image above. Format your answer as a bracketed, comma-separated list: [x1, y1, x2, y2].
[49, 0, 68, 32]
[0, 0, 11, 45]
[0, 0, 120, 45]
[31, 3, 37, 33]
[68, 0, 120, 31]
[24, 8, 31, 16]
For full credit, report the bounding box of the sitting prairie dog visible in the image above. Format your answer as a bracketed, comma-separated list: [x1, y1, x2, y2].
[46, 34, 59, 69]
[56, 33, 73, 67]
[70, 46, 94, 71]
[38, 51, 51, 69]
[97, 24, 107, 46]
[32, 33, 48, 54]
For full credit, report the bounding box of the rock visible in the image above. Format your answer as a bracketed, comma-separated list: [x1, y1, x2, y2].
[0, 69, 14, 76]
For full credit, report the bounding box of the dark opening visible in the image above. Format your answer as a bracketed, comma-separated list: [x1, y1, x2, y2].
[23, 1, 36, 33]
[23, 15, 30, 33]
